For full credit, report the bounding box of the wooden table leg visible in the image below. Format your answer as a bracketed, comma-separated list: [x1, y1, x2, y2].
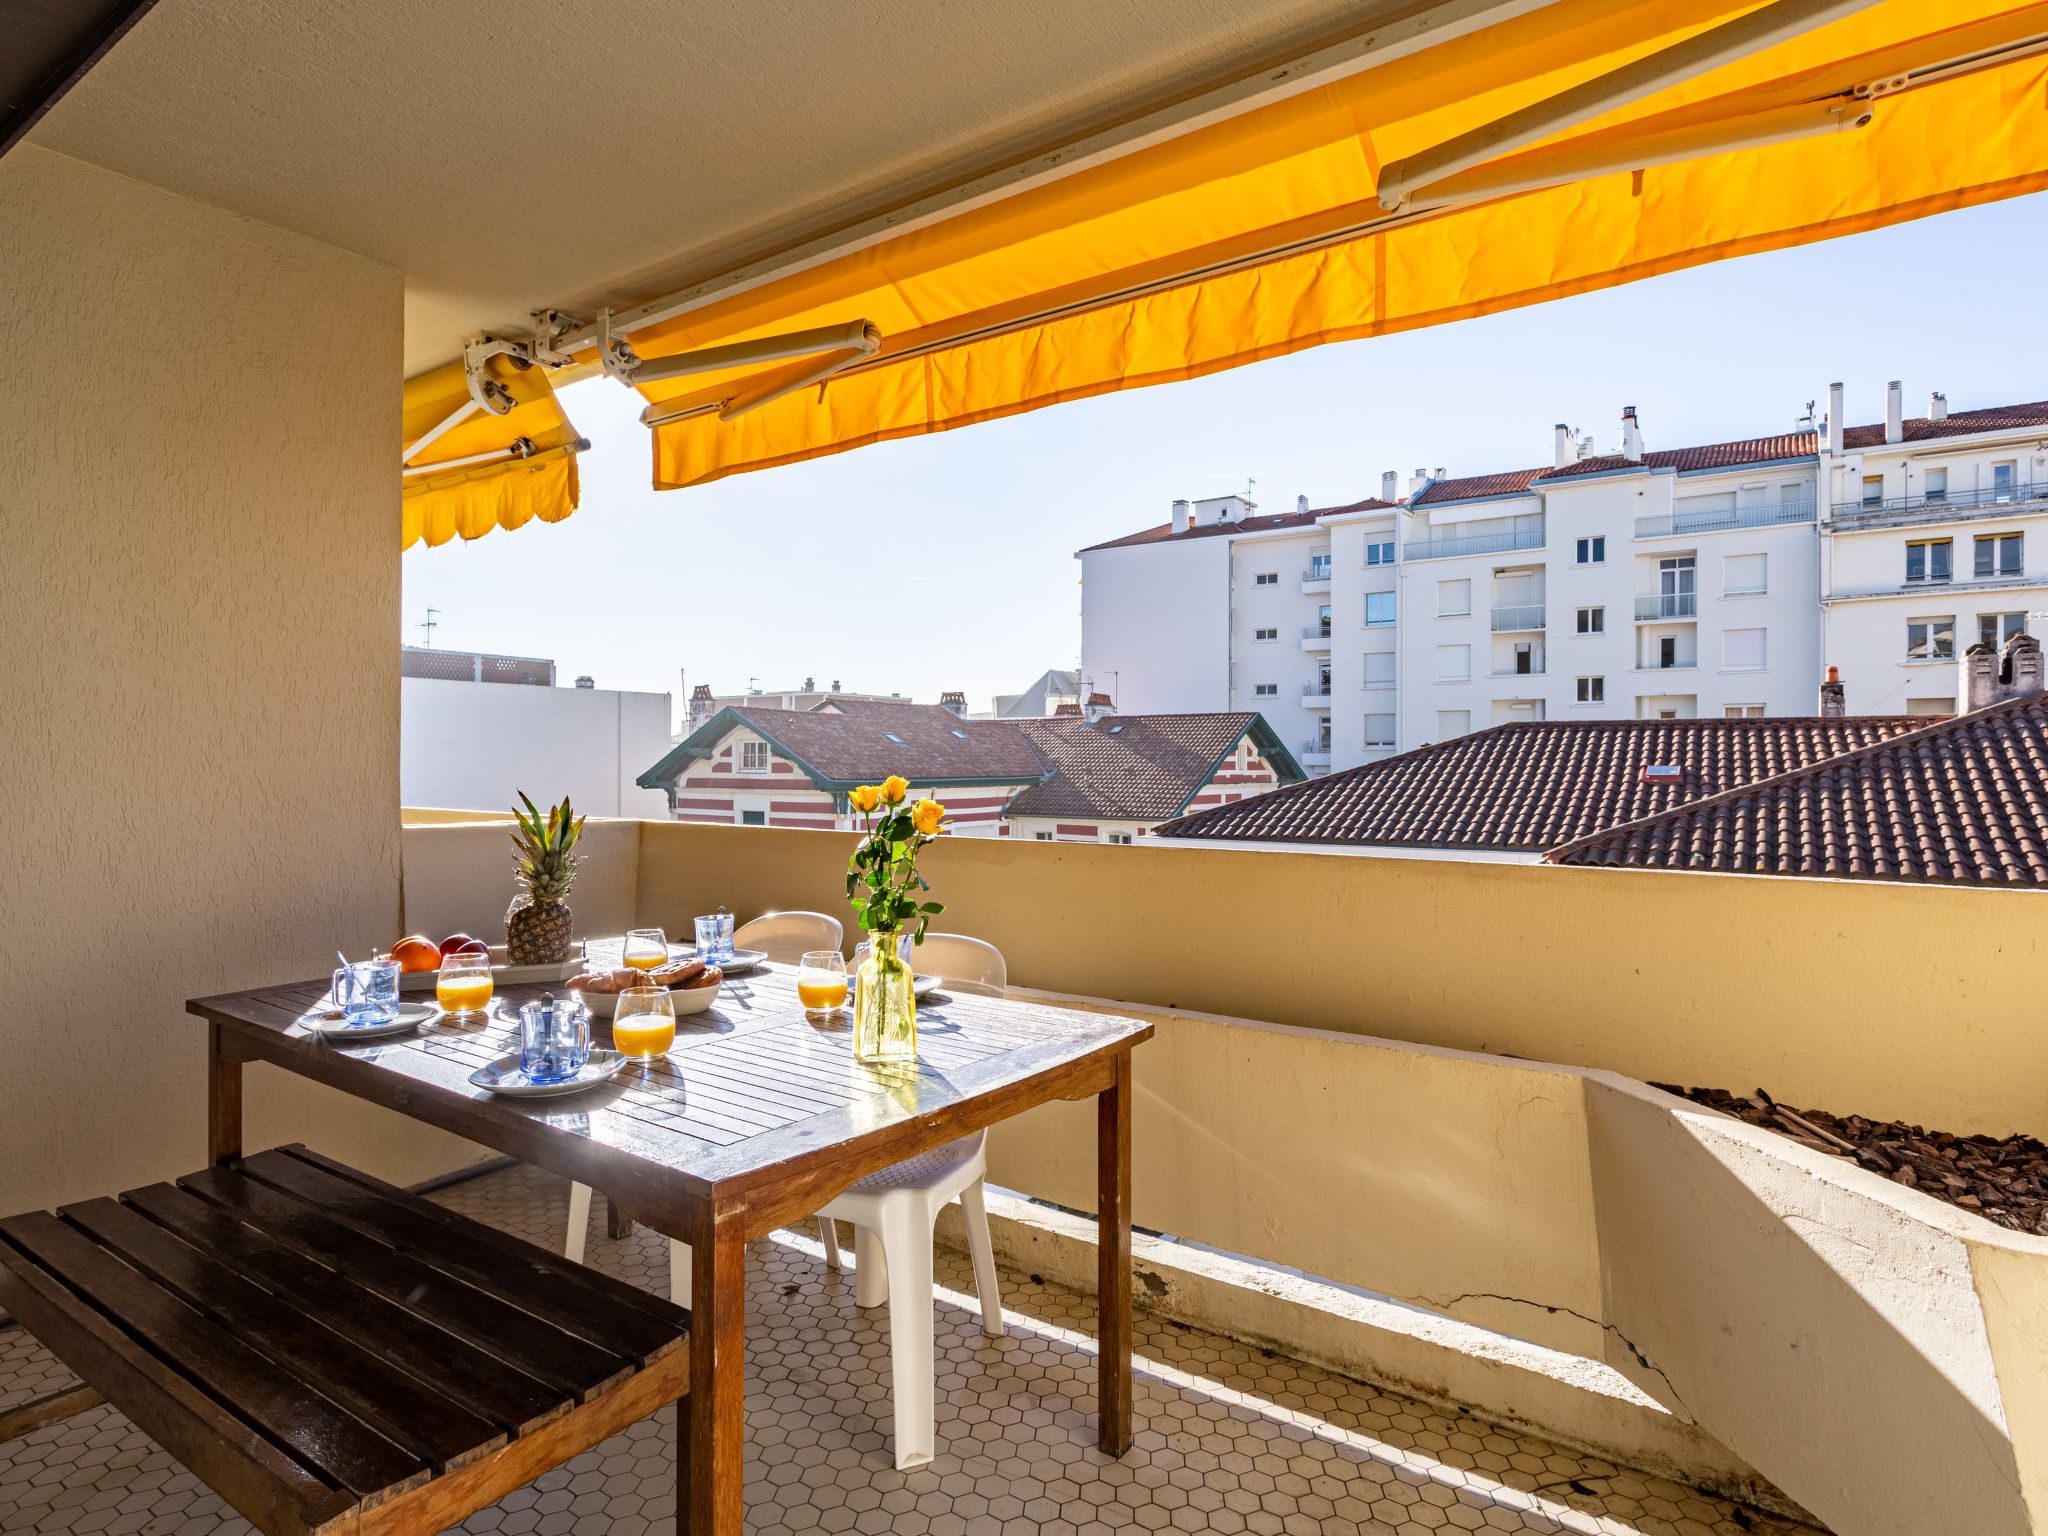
[684, 1199, 746, 1536]
[608, 1196, 635, 1241]
[1097, 1049, 1133, 1456]
[208, 1021, 243, 1166]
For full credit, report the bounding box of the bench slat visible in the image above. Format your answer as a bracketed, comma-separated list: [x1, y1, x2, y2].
[122, 1181, 572, 1436]
[177, 1166, 635, 1401]
[65, 1197, 507, 1474]
[0, 1211, 428, 1505]
[246, 1149, 685, 1363]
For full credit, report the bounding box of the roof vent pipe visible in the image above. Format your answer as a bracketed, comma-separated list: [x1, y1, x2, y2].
[1381, 470, 1398, 501]
[1930, 390, 1948, 423]
[1818, 665, 1845, 718]
[1826, 381, 1844, 452]
[1553, 424, 1572, 469]
[1170, 498, 1192, 535]
[1297, 494, 1310, 514]
[1620, 406, 1644, 462]
[1885, 380, 1903, 444]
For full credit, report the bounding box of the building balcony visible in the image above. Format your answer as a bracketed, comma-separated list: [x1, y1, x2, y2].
[1489, 665, 1547, 678]
[1633, 660, 1699, 672]
[1404, 525, 1546, 561]
[1301, 625, 1332, 651]
[1302, 685, 1332, 707]
[1635, 592, 1698, 620]
[1490, 603, 1546, 632]
[1828, 481, 2048, 531]
[1635, 499, 1815, 538]
[1302, 564, 1333, 592]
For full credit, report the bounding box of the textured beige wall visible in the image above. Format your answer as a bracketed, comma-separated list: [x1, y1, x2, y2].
[632, 820, 2048, 1138]
[0, 146, 475, 1213]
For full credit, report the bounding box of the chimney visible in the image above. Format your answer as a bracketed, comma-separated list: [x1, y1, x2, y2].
[1885, 380, 1903, 444]
[1826, 381, 1844, 452]
[803, 675, 815, 690]
[1818, 665, 1845, 718]
[574, 675, 595, 689]
[1408, 467, 1431, 496]
[1433, 466, 1445, 480]
[1083, 690, 1115, 724]
[1170, 498, 1191, 535]
[2008, 631, 2045, 700]
[1620, 405, 1644, 462]
[831, 678, 841, 690]
[1963, 632, 2045, 712]
[1381, 470, 1399, 502]
[939, 690, 967, 716]
[1296, 494, 1310, 514]
[688, 682, 716, 730]
[1578, 433, 1595, 461]
[1553, 424, 1572, 470]
[1930, 390, 1948, 423]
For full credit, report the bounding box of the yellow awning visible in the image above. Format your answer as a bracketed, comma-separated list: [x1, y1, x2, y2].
[401, 353, 589, 549]
[619, 0, 2048, 490]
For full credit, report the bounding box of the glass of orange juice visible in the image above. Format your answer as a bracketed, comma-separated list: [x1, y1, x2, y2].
[436, 955, 494, 1019]
[797, 951, 849, 1017]
[622, 928, 669, 972]
[613, 986, 676, 1059]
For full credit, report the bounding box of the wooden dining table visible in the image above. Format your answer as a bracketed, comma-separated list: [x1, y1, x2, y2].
[188, 958, 1152, 1536]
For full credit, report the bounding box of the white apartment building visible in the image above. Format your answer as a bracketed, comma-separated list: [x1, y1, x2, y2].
[1080, 387, 2048, 772]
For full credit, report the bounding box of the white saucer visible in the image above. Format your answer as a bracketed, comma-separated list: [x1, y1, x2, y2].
[314, 1001, 441, 1040]
[468, 1048, 630, 1098]
[679, 946, 768, 975]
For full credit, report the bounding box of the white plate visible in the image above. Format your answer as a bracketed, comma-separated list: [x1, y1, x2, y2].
[677, 946, 768, 975]
[394, 944, 584, 993]
[574, 978, 722, 1018]
[314, 1001, 441, 1040]
[468, 1048, 630, 1098]
[914, 972, 943, 999]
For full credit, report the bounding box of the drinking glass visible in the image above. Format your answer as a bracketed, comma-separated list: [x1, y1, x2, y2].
[623, 927, 669, 971]
[436, 954, 494, 1019]
[331, 959, 400, 1026]
[519, 994, 590, 1083]
[797, 951, 850, 1016]
[694, 910, 734, 962]
[613, 986, 677, 1060]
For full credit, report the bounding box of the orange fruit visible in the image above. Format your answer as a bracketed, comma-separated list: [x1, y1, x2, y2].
[390, 935, 441, 973]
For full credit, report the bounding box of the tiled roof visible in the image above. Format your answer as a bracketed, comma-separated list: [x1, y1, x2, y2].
[1008, 713, 1295, 820]
[1079, 498, 1396, 552]
[638, 698, 1047, 788]
[1546, 694, 2048, 886]
[1410, 469, 1543, 504]
[1418, 431, 1822, 502]
[1840, 399, 2048, 448]
[1151, 717, 1927, 851]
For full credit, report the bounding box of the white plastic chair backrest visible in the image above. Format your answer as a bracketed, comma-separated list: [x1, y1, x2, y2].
[735, 910, 844, 965]
[915, 933, 1006, 997]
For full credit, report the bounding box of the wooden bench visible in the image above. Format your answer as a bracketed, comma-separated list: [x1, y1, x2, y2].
[0, 1145, 690, 1536]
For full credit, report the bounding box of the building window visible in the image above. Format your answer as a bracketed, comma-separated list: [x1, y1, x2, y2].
[1575, 605, 1605, 635]
[1106, 833, 1133, 845]
[1723, 553, 1767, 596]
[1365, 592, 1396, 627]
[1511, 642, 1534, 675]
[1255, 571, 1278, 586]
[1436, 709, 1470, 739]
[1364, 653, 1396, 689]
[1575, 675, 1604, 704]
[1993, 461, 2018, 501]
[1725, 704, 1765, 719]
[1975, 532, 2022, 578]
[1364, 713, 1397, 748]
[1365, 540, 1396, 566]
[1862, 473, 1885, 507]
[1435, 644, 1471, 682]
[1923, 467, 1948, 504]
[1034, 831, 1054, 841]
[1906, 539, 1952, 584]
[1907, 616, 1956, 660]
[1980, 612, 2028, 648]
[1253, 682, 1278, 697]
[740, 809, 766, 826]
[1575, 536, 1606, 565]
[1437, 578, 1471, 617]
[1309, 554, 1332, 579]
[739, 740, 771, 773]
[1254, 626, 1277, 641]
[1724, 628, 1767, 671]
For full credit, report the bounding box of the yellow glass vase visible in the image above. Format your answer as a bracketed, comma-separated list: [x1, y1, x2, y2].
[854, 934, 918, 1063]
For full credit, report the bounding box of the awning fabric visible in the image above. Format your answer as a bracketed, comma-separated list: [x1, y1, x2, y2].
[623, 0, 2048, 491]
[401, 354, 588, 549]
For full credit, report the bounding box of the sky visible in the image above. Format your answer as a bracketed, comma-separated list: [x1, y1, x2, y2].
[404, 192, 2048, 725]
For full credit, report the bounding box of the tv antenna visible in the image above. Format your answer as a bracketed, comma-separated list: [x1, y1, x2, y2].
[420, 607, 440, 646]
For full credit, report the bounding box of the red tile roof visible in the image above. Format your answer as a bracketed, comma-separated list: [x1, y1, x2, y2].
[1009, 714, 1299, 820]
[1840, 399, 2048, 448]
[1152, 717, 1927, 851]
[1546, 694, 2048, 886]
[1079, 498, 1396, 552]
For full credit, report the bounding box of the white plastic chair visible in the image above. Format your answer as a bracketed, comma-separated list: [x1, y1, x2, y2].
[910, 931, 1006, 997]
[734, 909, 844, 964]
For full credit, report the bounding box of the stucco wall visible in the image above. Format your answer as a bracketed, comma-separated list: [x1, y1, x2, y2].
[0, 146, 472, 1213]
[400, 676, 672, 818]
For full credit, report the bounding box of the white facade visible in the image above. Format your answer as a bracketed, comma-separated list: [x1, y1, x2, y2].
[400, 677, 674, 816]
[1081, 390, 2048, 770]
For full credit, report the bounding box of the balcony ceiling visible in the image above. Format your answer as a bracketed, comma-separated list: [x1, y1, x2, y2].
[25, 0, 1398, 373]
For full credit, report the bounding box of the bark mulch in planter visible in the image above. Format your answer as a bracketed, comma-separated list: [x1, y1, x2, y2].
[1654, 1084, 2048, 1237]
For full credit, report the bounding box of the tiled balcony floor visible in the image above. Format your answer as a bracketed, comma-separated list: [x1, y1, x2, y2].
[0, 1164, 1819, 1536]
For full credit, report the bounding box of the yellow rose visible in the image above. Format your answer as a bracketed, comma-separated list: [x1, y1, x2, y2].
[911, 799, 946, 837]
[849, 784, 880, 813]
[880, 775, 910, 806]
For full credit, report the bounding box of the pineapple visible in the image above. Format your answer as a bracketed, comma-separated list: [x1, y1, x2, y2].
[505, 792, 584, 964]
